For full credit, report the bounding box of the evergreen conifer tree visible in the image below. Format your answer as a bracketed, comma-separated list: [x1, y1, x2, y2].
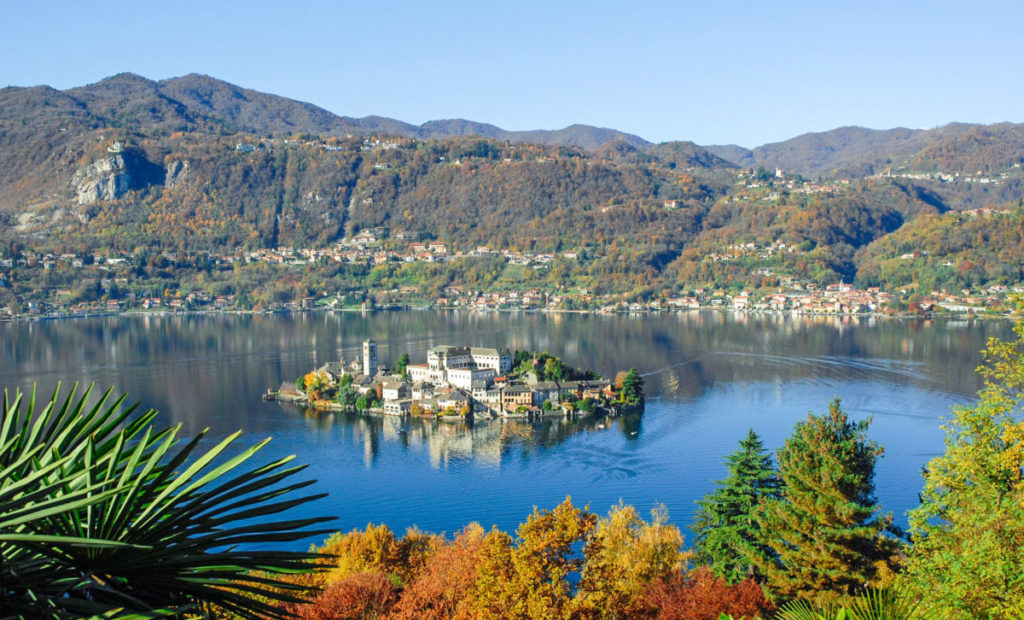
[692, 429, 781, 583]
[620, 368, 644, 404]
[750, 400, 895, 606]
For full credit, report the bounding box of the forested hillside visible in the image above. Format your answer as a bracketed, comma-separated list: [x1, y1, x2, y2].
[3, 72, 1024, 310]
[707, 123, 1024, 178]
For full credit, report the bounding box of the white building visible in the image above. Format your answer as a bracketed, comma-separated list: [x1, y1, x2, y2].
[407, 364, 445, 385]
[426, 346, 511, 374]
[446, 367, 497, 391]
[362, 339, 378, 376]
[387, 345, 513, 414]
[383, 399, 411, 415]
[381, 379, 408, 402]
[469, 347, 513, 374]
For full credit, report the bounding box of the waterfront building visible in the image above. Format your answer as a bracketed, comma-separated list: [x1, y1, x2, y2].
[501, 384, 533, 413]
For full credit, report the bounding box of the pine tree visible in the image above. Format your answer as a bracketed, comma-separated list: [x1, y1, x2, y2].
[692, 429, 782, 583]
[620, 368, 644, 404]
[750, 400, 894, 606]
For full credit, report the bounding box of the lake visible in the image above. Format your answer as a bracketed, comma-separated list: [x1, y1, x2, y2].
[1, 311, 1011, 547]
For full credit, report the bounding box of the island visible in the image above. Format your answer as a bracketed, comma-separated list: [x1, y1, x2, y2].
[267, 339, 644, 420]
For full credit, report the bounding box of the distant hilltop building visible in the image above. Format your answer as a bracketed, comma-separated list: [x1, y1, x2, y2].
[362, 338, 378, 376]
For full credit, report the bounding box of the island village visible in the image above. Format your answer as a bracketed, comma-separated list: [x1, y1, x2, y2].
[270, 339, 644, 420]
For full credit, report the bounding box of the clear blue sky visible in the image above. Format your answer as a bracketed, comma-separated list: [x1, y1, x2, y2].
[3, 0, 1022, 147]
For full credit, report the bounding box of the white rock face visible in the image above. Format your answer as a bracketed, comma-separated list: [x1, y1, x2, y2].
[165, 159, 189, 188]
[72, 155, 133, 205]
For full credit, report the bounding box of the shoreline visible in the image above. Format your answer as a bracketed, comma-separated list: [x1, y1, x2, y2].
[2, 304, 1015, 324]
[266, 390, 641, 422]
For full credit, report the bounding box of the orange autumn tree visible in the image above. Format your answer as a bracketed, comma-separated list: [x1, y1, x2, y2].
[637, 566, 773, 620]
[388, 524, 488, 620]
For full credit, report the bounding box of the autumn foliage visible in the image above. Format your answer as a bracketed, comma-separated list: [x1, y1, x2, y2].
[388, 524, 487, 620]
[268, 498, 766, 620]
[636, 566, 774, 619]
[288, 572, 400, 620]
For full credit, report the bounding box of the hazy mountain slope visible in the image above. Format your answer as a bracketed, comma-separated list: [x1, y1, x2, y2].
[156, 73, 368, 135]
[705, 124, 1024, 178]
[645, 141, 737, 170]
[910, 122, 1024, 172]
[419, 119, 507, 139]
[703, 144, 754, 168]
[422, 119, 650, 150]
[748, 126, 923, 177]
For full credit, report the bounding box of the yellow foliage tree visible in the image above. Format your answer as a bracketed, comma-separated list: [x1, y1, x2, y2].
[463, 498, 596, 619]
[574, 504, 687, 618]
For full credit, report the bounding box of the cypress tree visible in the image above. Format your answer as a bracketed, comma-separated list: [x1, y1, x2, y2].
[692, 429, 782, 583]
[750, 399, 895, 605]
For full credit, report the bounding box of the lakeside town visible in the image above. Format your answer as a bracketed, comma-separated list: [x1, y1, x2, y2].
[269, 339, 645, 421]
[1, 224, 1020, 320]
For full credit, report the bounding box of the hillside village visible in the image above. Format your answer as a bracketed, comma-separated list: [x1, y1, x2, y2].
[3, 217, 1021, 320]
[5, 135, 1024, 320]
[274, 340, 644, 420]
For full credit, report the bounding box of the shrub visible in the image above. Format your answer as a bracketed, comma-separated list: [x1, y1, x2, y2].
[288, 571, 399, 620]
[636, 566, 774, 620]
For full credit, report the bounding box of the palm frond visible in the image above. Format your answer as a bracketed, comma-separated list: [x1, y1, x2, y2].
[1, 383, 335, 619]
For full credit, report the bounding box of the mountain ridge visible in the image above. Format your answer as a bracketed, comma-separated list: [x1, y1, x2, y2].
[3, 72, 1024, 306]
[6, 72, 1024, 176]
[56, 72, 654, 151]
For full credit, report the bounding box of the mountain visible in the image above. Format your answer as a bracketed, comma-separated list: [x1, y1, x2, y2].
[10, 71, 1023, 180]
[0, 72, 727, 225]
[703, 144, 755, 168]
[645, 141, 736, 170]
[421, 119, 649, 151]
[1, 72, 653, 146]
[705, 124, 1024, 177]
[0, 73, 736, 260]
[52, 72, 651, 150]
[3, 71, 1024, 299]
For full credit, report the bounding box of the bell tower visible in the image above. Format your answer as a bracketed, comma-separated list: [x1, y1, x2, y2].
[362, 339, 378, 376]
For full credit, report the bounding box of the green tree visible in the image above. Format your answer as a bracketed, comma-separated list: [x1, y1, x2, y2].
[902, 320, 1024, 617]
[692, 429, 782, 583]
[335, 384, 358, 408]
[751, 400, 894, 606]
[396, 352, 411, 380]
[543, 357, 569, 382]
[620, 368, 644, 404]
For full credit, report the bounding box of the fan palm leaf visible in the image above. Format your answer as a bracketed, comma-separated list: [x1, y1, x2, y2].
[1, 384, 335, 619]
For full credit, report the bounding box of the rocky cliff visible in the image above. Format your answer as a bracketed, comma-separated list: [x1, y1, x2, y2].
[70, 144, 165, 205]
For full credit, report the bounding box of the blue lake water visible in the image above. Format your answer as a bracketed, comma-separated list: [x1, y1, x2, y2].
[1, 311, 1010, 547]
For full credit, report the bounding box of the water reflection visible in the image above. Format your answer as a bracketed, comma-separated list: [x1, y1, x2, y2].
[1, 311, 1011, 541]
[3, 311, 1005, 407]
[288, 404, 645, 471]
